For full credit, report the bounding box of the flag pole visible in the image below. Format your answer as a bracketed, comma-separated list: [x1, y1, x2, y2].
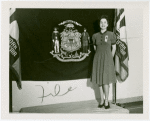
[112, 82, 125, 108]
[112, 83, 116, 104]
[9, 69, 12, 112]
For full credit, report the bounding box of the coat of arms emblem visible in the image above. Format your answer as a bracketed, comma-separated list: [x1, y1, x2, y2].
[50, 20, 91, 62]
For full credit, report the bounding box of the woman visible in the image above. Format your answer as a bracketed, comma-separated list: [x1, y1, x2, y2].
[91, 15, 116, 109]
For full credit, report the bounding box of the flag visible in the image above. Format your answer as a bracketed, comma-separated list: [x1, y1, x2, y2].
[114, 9, 129, 82]
[9, 8, 22, 89]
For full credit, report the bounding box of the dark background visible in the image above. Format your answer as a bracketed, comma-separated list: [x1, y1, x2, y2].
[16, 9, 115, 81]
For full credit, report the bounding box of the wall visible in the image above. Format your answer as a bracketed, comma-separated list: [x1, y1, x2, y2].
[12, 8, 143, 112]
[116, 8, 143, 99]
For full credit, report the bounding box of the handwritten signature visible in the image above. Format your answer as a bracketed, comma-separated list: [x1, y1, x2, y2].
[35, 84, 77, 103]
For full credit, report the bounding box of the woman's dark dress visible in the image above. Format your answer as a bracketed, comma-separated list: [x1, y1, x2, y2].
[91, 31, 117, 86]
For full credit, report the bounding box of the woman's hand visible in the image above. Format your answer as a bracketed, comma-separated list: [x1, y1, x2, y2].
[94, 45, 97, 51]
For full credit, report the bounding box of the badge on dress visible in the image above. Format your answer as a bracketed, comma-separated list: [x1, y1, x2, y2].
[105, 35, 108, 42]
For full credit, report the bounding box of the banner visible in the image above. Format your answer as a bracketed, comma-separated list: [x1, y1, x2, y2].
[114, 9, 129, 82]
[16, 9, 115, 81]
[9, 8, 22, 89]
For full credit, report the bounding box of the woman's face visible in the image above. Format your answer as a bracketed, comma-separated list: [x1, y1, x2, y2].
[100, 18, 108, 30]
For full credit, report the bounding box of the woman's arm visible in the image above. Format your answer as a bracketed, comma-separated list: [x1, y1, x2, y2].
[92, 34, 96, 51]
[111, 32, 116, 57]
[112, 44, 116, 57]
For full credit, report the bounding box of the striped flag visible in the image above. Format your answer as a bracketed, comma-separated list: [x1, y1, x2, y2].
[9, 8, 22, 89]
[114, 9, 129, 82]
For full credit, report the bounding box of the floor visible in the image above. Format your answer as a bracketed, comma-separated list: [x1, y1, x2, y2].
[14, 101, 143, 114]
[122, 101, 143, 113]
[19, 100, 131, 113]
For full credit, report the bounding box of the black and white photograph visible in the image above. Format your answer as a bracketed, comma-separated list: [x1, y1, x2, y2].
[1, 1, 149, 120]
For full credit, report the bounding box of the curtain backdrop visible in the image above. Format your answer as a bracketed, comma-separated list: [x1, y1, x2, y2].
[17, 9, 115, 81]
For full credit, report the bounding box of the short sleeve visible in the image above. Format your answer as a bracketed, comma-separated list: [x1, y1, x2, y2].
[111, 32, 116, 45]
[92, 34, 96, 45]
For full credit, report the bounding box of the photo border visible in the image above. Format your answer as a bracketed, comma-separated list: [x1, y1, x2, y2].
[1, 1, 149, 120]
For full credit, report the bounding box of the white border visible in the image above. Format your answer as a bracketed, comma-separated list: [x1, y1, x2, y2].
[1, 1, 149, 120]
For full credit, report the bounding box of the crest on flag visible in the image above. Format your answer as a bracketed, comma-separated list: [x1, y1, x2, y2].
[50, 20, 91, 62]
